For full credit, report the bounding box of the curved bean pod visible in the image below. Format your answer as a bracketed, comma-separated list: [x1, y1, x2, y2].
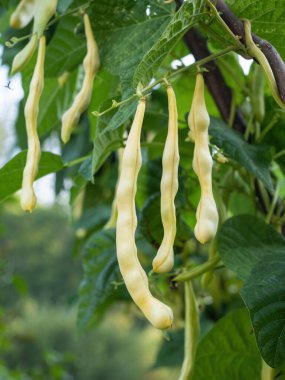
[189, 73, 219, 244]
[244, 19, 285, 110]
[152, 85, 179, 273]
[10, 0, 36, 29]
[21, 36, 46, 212]
[11, 0, 57, 74]
[11, 34, 38, 75]
[116, 98, 173, 330]
[33, 0, 58, 38]
[61, 13, 100, 144]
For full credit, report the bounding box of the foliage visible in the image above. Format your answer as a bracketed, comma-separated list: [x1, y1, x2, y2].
[1, 0, 285, 378]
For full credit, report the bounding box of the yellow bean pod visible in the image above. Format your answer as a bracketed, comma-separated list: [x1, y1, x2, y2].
[11, 34, 38, 75]
[189, 73, 219, 244]
[21, 36, 46, 212]
[244, 19, 285, 110]
[33, 0, 58, 38]
[10, 0, 36, 29]
[116, 99, 173, 330]
[11, 0, 57, 75]
[152, 85, 179, 273]
[61, 14, 100, 144]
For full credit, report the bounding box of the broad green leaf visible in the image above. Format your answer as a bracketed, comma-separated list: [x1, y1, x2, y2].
[154, 330, 184, 368]
[38, 71, 78, 135]
[104, 98, 137, 132]
[153, 316, 213, 369]
[217, 215, 285, 280]
[133, 0, 204, 87]
[17, 62, 79, 138]
[0, 151, 64, 203]
[89, 70, 120, 139]
[140, 191, 192, 249]
[241, 254, 285, 368]
[192, 308, 261, 380]
[73, 205, 110, 232]
[79, 126, 123, 181]
[77, 229, 128, 327]
[226, 0, 285, 61]
[210, 117, 273, 191]
[137, 159, 162, 208]
[45, 16, 86, 77]
[92, 0, 172, 85]
[90, 0, 173, 133]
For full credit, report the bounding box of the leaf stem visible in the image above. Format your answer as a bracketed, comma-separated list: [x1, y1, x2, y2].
[265, 185, 279, 224]
[65, 154, 90, 168]
[94, 45, 236, 117]
[273, 149, 285, 161]
[205, 0, 245, 52]
[174, 254, 220, 282]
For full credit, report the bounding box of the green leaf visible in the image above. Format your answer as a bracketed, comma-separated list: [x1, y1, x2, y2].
[217, 215, 285, 280]
[192, 308, 261, 380]
[210, 117, 273, 191]
[153, 316, 213, 369]
[104, 98, 137, 132]
[91, 0, 173, 132]
[93, 0, 172, 86]
[133, 0, 204, 87]
[79, 126, 123, 181]
[226, 0, 285, 61]
[0, 151, 64, 203]
[78, 229, 127, 327]
[241, 254, 285, 368]
[153, 330, 184, 368]
[45, 16, 86, 77]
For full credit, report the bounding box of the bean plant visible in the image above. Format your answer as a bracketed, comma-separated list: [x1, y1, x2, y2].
[1, 0, 285, 379]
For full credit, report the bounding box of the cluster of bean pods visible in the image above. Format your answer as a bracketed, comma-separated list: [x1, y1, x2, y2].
[10, 1, 99, 211]
[115, 75, 218, 329]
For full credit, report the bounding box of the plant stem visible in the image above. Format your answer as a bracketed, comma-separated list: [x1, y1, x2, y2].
[65, 154, 90, 168]
[265, 185, 279, 224]
[205, 0, 245, 52]
[94, 45, 236, 117]
[174, 255, 220, 282]
[257, 115, 279, 142]
[178, 281, 200, 380]
[274, 149, 285, 160]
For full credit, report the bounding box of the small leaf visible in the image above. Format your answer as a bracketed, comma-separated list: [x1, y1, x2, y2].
[241, 254, 285, 368]
[192, 308, 261, 380]
[0, 151, 64, 203]
[217, 215, 285, 280]
[210, 117, 273, 191]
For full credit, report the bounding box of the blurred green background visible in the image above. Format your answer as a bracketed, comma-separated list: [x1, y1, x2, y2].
[0, 201, 180, 380]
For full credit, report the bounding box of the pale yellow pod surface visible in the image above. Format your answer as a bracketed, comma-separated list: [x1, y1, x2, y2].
[10, 0, 36, 29]
[11, 34, 38, 75]
[33, 0, 58, 37]
[190, 73, 219, 244]
[21, 36, 46, 212]
[61, 14, 100, 144]
[194, 195, 218, 244]
[153, 85, 179, 273]
[116, 99, 173, 330]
